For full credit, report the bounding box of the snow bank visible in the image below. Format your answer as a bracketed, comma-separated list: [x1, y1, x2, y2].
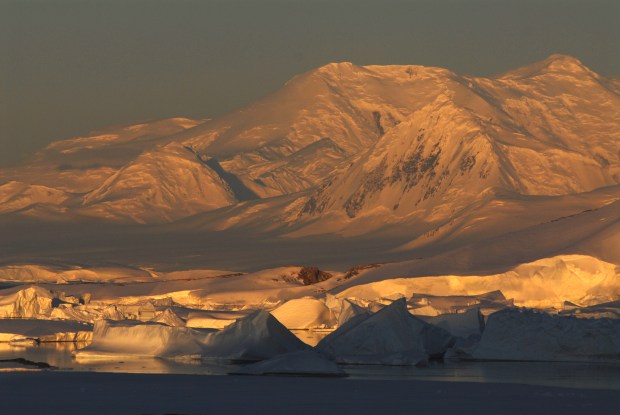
[75, 320, 205, 359]
[271, 297, 335, 329]
[234, 350, 346, 377]
[317, 299, 454, 365]
[471, 308, 620, 362]
[201, 310, 309, 361]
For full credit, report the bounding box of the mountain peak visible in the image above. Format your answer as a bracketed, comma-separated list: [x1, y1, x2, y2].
[500, 54, 593, 79]
[311, 62, 363, 78]
[542, 54, 588, 71]
[544, 53, 583, 65]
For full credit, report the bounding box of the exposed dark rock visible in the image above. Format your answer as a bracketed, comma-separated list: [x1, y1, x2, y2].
[460, 154, 477, 174]
[296, 266, 333, 285]
[299, 177, 336, 216]
[343, 158, 388, 218]
[372, 111, 385, 136]
[391, 141, 442, 192]
[344, 263, 381, 279]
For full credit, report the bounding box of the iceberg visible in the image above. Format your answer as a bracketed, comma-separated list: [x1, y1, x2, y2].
[317, 298, 454, 365]
[0, 319, 92, 343]
[271, 297, 336, 329]
[423, 308, 485, 339]
[201, 310, 309, 361]
[150, 308, 186, 327]
[471, 308, 620, 361]
[75, 320, 206, 359]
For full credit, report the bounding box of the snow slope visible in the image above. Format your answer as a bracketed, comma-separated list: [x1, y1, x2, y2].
[336, 255, 620, 309]
[0, 118, 203, 218]
[79, 143, 238, 223]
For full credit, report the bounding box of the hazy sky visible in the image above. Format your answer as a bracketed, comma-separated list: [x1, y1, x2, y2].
[1, 0, 619, 167]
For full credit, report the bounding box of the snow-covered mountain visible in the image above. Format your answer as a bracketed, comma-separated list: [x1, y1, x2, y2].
[0, 118, 204, 219]
[0, 54, 618, 271]
[299, 55, 619, 225]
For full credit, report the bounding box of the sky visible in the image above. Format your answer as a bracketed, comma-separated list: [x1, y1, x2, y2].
[1, 0, 619, 167]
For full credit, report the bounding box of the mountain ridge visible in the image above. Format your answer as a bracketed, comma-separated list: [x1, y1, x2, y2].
[0, 54, 618, 270]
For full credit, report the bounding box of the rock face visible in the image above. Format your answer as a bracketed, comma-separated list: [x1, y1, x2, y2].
[295, 267, 333, 285]
[317, 299, 454, 365]
[471, 308, 620, 362]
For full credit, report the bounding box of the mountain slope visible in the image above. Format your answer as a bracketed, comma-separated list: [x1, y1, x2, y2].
[0, 118, 203, 194]
[296, 55, 620, 233]
[79, 143, 237, 223]
[0, 55, 617, 270]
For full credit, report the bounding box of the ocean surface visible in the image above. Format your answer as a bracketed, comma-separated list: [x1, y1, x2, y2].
[1, 341, 619, 390]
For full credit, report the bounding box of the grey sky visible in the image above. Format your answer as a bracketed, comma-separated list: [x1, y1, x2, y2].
[1, 0, 619, 167]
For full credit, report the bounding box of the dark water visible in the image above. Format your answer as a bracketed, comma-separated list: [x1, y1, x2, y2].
[1, 342, 619, 390]
[0, 283, 21, 290]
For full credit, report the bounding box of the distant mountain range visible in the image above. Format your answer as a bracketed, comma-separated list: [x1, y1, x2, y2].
[1, 55, 618, 270]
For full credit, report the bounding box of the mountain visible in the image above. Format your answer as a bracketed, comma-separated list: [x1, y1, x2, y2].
[0, 118, 203, 218]
[299, 55, 619, 226]
[0, 55, 618, 271]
